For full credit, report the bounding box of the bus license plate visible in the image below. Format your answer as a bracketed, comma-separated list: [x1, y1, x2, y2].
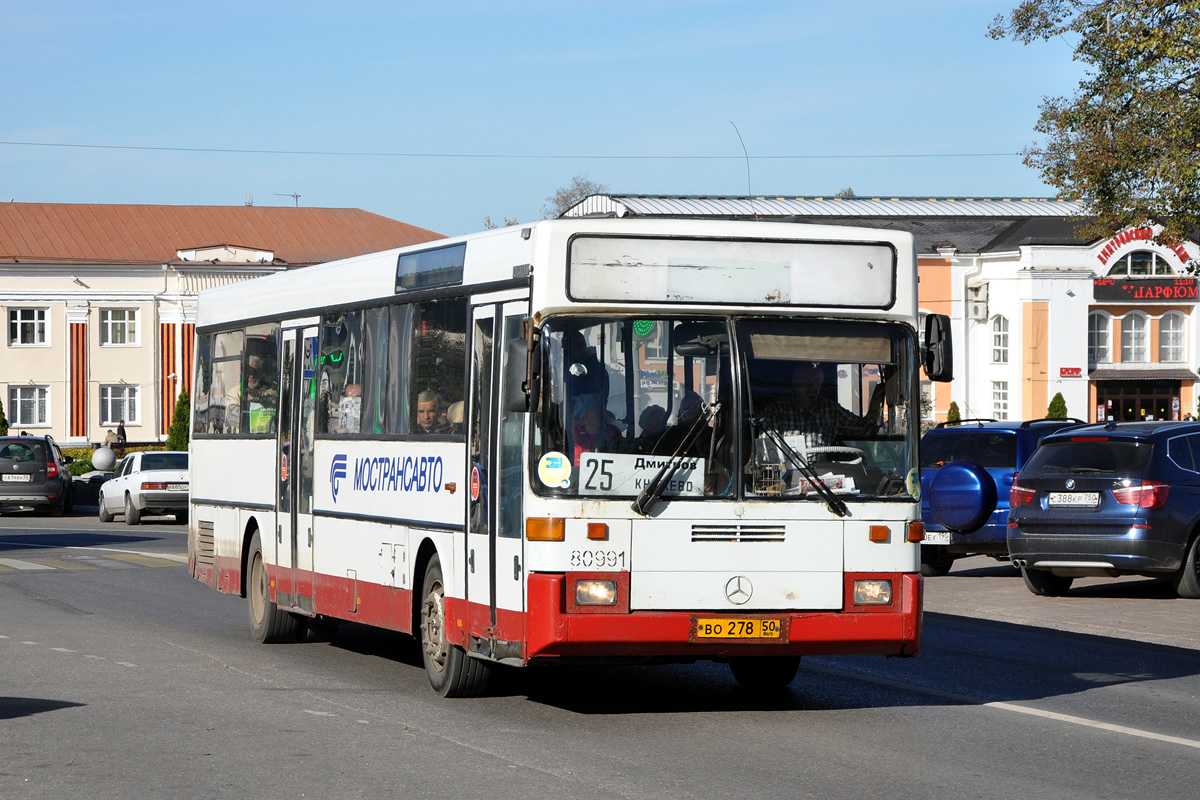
[694, 618, 782, 640]
[1048, 492, 1099, 508]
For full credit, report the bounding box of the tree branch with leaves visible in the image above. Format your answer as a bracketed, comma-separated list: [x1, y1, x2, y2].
[991, 1, 1200, 246]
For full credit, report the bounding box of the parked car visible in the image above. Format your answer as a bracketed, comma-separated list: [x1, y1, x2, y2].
[1008, 421, 1200, 598]
[919, 418, 1084, 576]
[0, 434, 74, 515]
[98, 451, 189, 525]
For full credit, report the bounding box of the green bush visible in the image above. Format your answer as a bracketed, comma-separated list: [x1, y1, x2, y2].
[1047, 392, 1068, 419]
[947, 400, 961, 423]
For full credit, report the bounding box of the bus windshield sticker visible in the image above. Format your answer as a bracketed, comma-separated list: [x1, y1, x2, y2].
[537, 452, 572, 489]
[578, 452, 705, 498]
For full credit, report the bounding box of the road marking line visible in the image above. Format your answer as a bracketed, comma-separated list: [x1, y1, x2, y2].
[803, 663, 1200, 751]
[0, 558, 56, 570]
[50, 648, 77, 653]
[107, 553, 183, 568]
[303, 710, 336, 716]
[0, 540, 188, 563]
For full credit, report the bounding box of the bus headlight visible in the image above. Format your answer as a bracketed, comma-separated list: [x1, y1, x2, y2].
[853, 579, 893, 606]
[575, 578, 618, 606]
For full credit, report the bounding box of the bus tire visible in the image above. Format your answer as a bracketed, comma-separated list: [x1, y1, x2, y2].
[420, 555, 490, 697]
[729, 656, 800, 691]
[248, 530, 300, 643]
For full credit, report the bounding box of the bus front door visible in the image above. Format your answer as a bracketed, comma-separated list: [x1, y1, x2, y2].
[276, 326, 317, 613]
[465, 301, 526, 661]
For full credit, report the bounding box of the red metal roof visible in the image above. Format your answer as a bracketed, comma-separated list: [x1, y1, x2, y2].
[0, 203, 444, 265]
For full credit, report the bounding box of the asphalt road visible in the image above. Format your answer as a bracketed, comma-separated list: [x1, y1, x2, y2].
[3, 510, 1200, 799]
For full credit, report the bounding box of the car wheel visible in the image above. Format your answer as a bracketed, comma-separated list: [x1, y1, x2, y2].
[420, 555, 490, 697]
[920, 545, 954, 577]
[124, 494, 141, 525]
[1173, 534, 1200, 599]
[1020, 566, 1073, 596]
[729, 656, 801, 691]
[98, 494, 114, 523]
[174, 510, 189, 524]
[50, 495, 66, 517]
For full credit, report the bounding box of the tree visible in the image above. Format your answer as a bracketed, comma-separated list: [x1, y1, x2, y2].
[990, 2, 1200, 246]
[483, 215, 520, 230]
[166, 389, 190, 451]
[1047, 391, 1069, 419]
[0, 397, 8, 436]
[542, 175, 609, 219]
[835, 186, 856, 198]
[947, 400, 962, 423]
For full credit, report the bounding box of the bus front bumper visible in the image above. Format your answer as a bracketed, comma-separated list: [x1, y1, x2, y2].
[525, 572, 922, 661]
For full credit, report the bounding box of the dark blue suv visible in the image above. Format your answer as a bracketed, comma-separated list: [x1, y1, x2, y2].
[1008, 421, 1200, 598]
[919, 418, 1084, 576]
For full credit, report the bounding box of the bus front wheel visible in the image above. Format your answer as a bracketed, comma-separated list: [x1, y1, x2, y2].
[420, 555, 490, 697]
[248, 530, 300, 643]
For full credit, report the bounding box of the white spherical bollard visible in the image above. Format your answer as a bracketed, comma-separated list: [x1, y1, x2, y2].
[92, 446, 117, 472]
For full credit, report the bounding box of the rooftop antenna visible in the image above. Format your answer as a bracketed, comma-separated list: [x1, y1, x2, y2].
[245, 190, 253, 206]
[729, 121, 760, 220]
[275, 192, 301, 207]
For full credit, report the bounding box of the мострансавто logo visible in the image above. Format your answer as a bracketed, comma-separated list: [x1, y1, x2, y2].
[330, 454, 348, 502]
[329, 453, 445, 503]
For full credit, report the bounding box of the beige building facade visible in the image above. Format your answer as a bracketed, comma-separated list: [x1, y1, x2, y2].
[1, 204, 441, 444]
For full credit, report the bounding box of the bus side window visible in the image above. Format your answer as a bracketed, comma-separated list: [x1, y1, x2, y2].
[193, 333, 212, 435]
[211, 329, 244, 435]
[318, 311, 363, 435]
[411, 297, 467, 436]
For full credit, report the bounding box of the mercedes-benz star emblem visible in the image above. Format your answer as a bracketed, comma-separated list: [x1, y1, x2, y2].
[724, 575, 753, 605]
[1065, 479, 1076, 490]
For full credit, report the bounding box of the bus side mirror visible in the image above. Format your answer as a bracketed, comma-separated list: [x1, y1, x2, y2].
[923, 313, 953, 382]
[506, 322, 542, 412]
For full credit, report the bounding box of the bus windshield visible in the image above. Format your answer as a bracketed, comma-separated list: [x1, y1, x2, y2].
[533, 316, 918, 502]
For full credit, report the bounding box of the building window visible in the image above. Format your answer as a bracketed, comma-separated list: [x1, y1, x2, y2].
[100, 309, 138, 346]
[991, 316, 1009, 363]
[992, 381, 1008, 420]
[1121, 313, 1148, 362]
[100, 385, 139, 425]
[8, 308, 48, 346]
[8, 386, 49, 426]
[1107, 250, 1176, 276]
[1160, 312, 1186, 362]
[1088, 313, 1111, 364]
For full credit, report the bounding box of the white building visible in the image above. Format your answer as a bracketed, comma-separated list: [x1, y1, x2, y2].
[1, 203, 441, 444]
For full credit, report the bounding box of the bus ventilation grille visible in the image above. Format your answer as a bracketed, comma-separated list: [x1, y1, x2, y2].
[196, 520, 215, 567]
[691, 523, 786, 543]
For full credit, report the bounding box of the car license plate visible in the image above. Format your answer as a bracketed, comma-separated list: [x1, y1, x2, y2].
[923, 530, 951, 545]
[694, 618, 783, 640]
[1048, 492, 1099, 508]
[168, 483, 187, 491]
[2, 474, 31, 482]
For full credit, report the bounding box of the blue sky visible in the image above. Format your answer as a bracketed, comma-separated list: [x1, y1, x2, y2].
[2, 0, 1083, 237]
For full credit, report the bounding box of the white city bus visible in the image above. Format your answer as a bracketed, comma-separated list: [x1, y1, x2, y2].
[188, 216, 952, 696]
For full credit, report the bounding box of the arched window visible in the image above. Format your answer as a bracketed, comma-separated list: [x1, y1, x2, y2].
[992, 316, 1009, 363]
[1121, 313, 1148, 362]
[1107, 250, 1176, 277]
[1160, 311, 1187, 362]
[1088, 313, 1111, 364]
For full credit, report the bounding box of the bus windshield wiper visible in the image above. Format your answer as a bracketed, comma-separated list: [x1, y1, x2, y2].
[631, 402, 719, 516]
[755, 419, 849, 518]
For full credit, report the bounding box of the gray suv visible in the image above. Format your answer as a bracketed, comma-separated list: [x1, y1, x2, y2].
[0, 435, 75, 515]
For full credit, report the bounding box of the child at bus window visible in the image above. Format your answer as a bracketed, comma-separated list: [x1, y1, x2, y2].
[571, 393, 620, 465]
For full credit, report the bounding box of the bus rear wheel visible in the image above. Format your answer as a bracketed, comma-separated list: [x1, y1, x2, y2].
[729, 656, 801, 691]
[420, 555, 490, 697]
[248, 530, 300, 643]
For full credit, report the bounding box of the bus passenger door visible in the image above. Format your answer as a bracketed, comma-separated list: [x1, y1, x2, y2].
[276, 326, 317, 613]
[466, 301, 527, 660]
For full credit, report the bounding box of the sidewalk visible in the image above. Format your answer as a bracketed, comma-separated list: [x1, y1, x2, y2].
[924, 556, 1200, 652]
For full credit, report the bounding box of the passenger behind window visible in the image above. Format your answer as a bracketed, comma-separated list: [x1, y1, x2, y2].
[634, 404, 668, 454]
[571, 393, 620, 465]
[415, 390, 454, 434]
